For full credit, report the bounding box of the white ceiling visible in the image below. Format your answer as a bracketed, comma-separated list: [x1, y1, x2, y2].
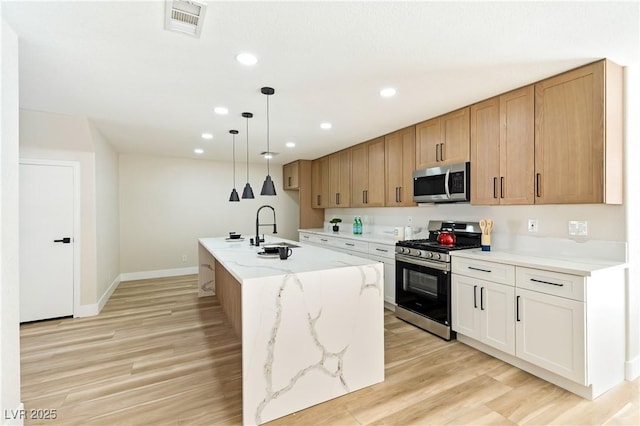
[3, 1, 639, 165]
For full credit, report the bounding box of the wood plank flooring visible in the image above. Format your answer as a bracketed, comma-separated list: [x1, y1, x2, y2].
[20, 275, 639, 425]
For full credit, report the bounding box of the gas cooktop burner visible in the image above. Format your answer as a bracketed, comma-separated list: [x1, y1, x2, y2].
[395, 220, 482, 261]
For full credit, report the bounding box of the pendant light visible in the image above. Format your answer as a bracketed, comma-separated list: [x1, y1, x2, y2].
[228, 129, 240, 202]
[260, 86, 277, 196]
[241, 112, 255, 199]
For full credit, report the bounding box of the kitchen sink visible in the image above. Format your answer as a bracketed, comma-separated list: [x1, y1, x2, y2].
[264, 242, 300, 248]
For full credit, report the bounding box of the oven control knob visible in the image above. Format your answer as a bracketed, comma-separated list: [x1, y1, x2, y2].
[433, 253, 441, 260]
[415, 250, 422, 256]
[426, 252, 433, 258]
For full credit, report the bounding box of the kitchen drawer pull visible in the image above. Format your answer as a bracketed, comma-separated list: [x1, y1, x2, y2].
[375, 248, 389, 252]
[516, 295, 521, 321]
[530, 278, 563, 287]
[468, 266, 492, 273]
[302, 235, 310, 239]
[345, 242, 355, 247]
[500, 177, 504, 198]
[480, 287, 485, 310]
[320, 238, 328, 242]
[473, 285, 478, 308]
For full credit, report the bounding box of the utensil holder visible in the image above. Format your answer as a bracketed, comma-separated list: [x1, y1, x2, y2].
[481, 234, 491, 251]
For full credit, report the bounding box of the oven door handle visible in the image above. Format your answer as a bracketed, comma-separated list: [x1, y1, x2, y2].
[396, 254, 450, 271]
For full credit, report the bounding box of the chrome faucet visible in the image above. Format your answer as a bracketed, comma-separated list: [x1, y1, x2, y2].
[254, 205, 277, 246]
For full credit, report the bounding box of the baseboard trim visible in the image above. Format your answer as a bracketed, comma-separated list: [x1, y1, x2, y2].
[120, 266, 198, 282]
[75, 303, 98, 318]
[98, 275, 121, 312]
[626, 356, 640, 380]
[3, 402, 25, 426]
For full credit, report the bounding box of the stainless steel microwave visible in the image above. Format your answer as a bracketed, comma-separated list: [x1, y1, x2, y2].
[413, 162, 470, 203]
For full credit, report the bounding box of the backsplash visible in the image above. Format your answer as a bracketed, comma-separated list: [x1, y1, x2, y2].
[325, 203, 627, 262]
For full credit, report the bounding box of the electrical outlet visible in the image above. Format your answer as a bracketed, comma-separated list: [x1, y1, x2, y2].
[528, 219, 538, 233]
[182, 254, 187, 262]
[568, 220, 588, 236]
[407, 216, 412, 226]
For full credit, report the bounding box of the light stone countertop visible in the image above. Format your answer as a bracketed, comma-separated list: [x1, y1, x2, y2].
[451, 249, 628, 276]
[298, 228, 399, 246]
[198, 235, 376, 283]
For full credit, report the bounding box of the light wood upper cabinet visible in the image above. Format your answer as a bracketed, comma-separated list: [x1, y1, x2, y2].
[534, 59, 623, 204]
[471, 86, 534, 205]
[351, 137, 385, 207]
[385, 126, 416, 207]
[327, 149, 351, 208]
[282, 161, 299, 190]
[311, 156, 329, 208]
[416, 107, 470, 169]
[284, 160, 324, 228]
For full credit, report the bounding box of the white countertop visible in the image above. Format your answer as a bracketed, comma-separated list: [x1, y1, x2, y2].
[198, 236, 376, 283]
[299, 228, 398, 246]
[451, 249, 628, 276]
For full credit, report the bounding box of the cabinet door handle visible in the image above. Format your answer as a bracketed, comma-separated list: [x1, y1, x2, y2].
[468, 266, 492, 273]
[530, 278, 564, 287]
[363, 190, 366, 204]
[493, 177, 498, 199]
[365, 190, 369, 204]
[398, 186, 402, 203]
[536, 173, 542, 197]
[288, 176, 292, 187]
[440, 143, 445, 162]
[473, 285, 478, 308]
[480, 287, 485, 310]
[317, 195, 321, 206]
[516, 295, 521, 321]
[435, 144, 440, 162]
[500, 177, 505, 198]
[375, 248, 389, 253]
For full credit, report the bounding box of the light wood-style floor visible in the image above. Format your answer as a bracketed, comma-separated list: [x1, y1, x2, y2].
[21, 275, 639, 425]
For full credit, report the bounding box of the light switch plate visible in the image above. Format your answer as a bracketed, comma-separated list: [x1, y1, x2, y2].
[568, 220, 588, 236]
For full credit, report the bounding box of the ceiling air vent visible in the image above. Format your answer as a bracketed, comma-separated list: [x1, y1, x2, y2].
[165, 0, 207, 38]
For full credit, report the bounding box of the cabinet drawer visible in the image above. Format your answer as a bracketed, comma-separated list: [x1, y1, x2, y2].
[516, 267, 585, 301]
[329, 238, 368, 254]
[452, 257, 515, 286]
[299, 232, 328, 246]
[368, 243, 395, 260]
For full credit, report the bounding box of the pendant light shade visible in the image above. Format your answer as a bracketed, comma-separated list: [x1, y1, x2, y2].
[241, 112, 255, 199]
[260, 87, 277, 196]
[228, 129, 240, 202]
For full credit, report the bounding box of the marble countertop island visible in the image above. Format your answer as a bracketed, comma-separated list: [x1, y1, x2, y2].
[197, 236, 384, 425]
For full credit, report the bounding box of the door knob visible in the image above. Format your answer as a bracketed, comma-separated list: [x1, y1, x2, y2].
[53, 237, 71, 243]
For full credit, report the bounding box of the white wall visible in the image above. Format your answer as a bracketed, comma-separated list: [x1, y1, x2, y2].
[1, 16, 23, 424]
[119, 154, 298, 276]
[92, 126, 120, 304]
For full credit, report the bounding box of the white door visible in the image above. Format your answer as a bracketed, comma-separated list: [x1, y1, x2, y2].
[481, 281, 515, 355]
[19, 162, 75, 322]
[451, 274, 481, 339]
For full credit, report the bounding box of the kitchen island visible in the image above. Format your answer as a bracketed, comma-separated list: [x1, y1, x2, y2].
[198, 236, 384, 425]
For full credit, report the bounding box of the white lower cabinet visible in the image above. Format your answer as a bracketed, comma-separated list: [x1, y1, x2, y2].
[299, 232, 395, 305]
[452, 274, 515, 355]
[451, 256, 625, 400]
[515, 287, 586, 384]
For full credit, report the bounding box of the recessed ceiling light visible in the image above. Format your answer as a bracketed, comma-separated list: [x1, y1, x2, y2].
[285, 142, 296, 148]
[201, 132, 213, 140]
[320, 122, 332, 130]
[214, 106, 229, 115]
[236, 52, 258, 66]
[380, 87, 397, 98]
[194, 148, 204, 154]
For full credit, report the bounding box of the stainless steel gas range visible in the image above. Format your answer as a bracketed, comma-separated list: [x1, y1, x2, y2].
[395, 220, 482, 341]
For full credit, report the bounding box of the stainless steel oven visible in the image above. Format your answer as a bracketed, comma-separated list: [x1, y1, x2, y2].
[395, 253, 452, 340]
[394, 220, 482, 341]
